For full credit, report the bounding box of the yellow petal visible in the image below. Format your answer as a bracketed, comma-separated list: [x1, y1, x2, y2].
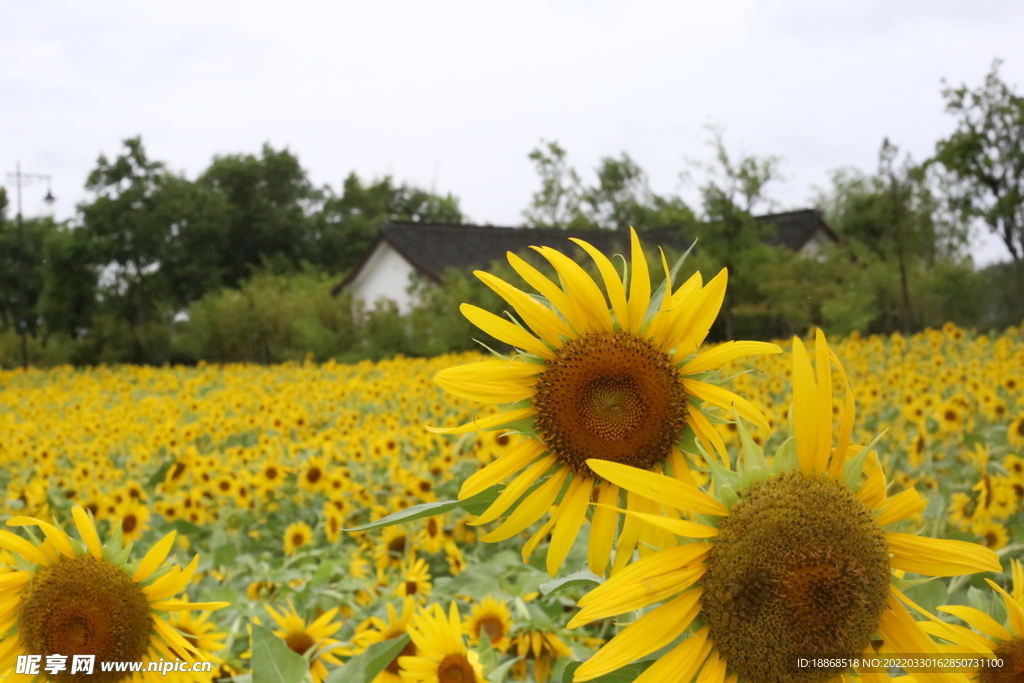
[587, 484, 619, 576]
[0, 530, 51, 566]
[426, 406, 536, 434]
[828, 348, 856, 478]
[626, 228, 651, 333]
[814, 329, 834, 472]
[790, 336, 823, 475]
[586, 459, 729, 517]
[574, 589, 702, 680]
[986, 578, 1024, 637]
[937, 605, 1011, 642]
[570, 562, 706, 626]
[887, 533, 1001, 576]
[625, 627, 711, 683]
[133, 530, 178, 582]
[679, 340, 783, 375]
[523, 512, 559, 563]
[686, 404, 728, 463]
[547, 477, 593, 576]
[460, 304, 555, 359]
[6, 517, 75, 559]
[507, 251, 586, 333]
[533, 246, 613, 333]
[470, 455, 555, 526]
[569, 238, 629, 330]
[877, 593, 968, 683]
[72, 506, 103, 560]
[479, 468, 569, 543]
[670, 269, 728, 361]
[459, 438, 547, 500]
[595, 504, 718, 539]
[434, 360, 541, 404]
[149, 600, 230, 611]
[475, 270, 573, 344]
[682, 380, 770, 433]
[876, 488, 927, 526]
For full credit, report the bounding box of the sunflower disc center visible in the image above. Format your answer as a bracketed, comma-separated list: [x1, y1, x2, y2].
[18, 555, 153, 683]
[702, 471, 891, 683]
[980, 638, 1024, 683]
[437, 653, 477, 683]
[533, 331, 687, 476]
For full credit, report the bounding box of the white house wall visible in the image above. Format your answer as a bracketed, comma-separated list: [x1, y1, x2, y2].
[349, 241, 419, 313]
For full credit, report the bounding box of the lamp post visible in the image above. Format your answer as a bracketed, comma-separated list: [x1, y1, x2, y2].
[3, 162, 56, 369]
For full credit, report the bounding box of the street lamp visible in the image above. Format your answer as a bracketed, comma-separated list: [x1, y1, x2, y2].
[3, 162, 56, 369]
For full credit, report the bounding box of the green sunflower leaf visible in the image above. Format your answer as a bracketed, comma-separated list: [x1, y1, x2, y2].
[843, 429, 889, 491]
[251, 624, 309, 683]
[324, 634, 411, 683]
[643, 240, 696, 326]
[342, 485, 503, 532]
[770, 437, 798, 475]
[488, 655, 525, 683]
[733, 407, 768, 473]
[539, 568, 604, 596]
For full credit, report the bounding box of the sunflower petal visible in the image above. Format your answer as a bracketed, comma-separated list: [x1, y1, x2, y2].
[887, 533, 1001, 576]
[459, 438, 547, 500]
[475, 270, 573, 344]
[876, 488, 927, 526]
[679, 341, 783, 375]
[426, 407, 536, 435]
[71, 506, 103, 560]
[587, 484, 619, 576]
[570, 238, 630, 330]
[626, 627, 712, 683]
[507, 252, 586, 333]
[937, 605, 1011, 642]
[682, 380, 770, 433]
[587, 459, 729, 517]
[479, 468, 569, 543]
[574, 589, 702, 680]
[0, 530, 51, 566]
[547, 477, 594, 576]
[626, 228, 651, 333]
[6, 517, 75, 559]
[595, 504, 718, 539]
[533, 246, 613, 333]
[460, 304, 555, 359]
[133, 530, 178, 582]
[470, 455, 556, 526]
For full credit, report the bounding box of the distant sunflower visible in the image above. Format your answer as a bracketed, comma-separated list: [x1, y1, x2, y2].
[0, 506, 228, 680]
[395, 553, 433, 603]
[431, 229, 780, 576]
[353, 598, 417, 683]
[265, 600, 349, 683]
[399, 602, 484, 683]
[568, 330, 1001, 683]
[464, 596, 513, 650]
[283, 521, 314, 556]
[507, 628, 573, 683]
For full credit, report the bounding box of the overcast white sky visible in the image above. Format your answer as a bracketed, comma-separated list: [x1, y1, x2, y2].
[3, 0, 1023, 265]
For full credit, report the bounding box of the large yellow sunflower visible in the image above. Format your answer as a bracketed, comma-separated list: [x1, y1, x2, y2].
[399, 602, 484, 683]
[0, 506, 228, 681]
[431, 229, 780, 576]
[567, 330, 1001, 683]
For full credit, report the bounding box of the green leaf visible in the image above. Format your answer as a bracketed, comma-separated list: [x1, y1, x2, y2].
[171, 519, 208, 538]
[643, 241, 696, 326]
[343, 486, 502, 532]
[251, 624, 309, 683]
[562, 661, 653, 683]
[488, 656, 524, 683]
[843, 429, 888, 491]
[145, 457, 176, 491]
[539, 569, 603, 596]
[770, 437, 798, 475]
[324, 635, 411, 683]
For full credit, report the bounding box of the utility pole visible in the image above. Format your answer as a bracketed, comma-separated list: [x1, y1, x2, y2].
[3, 162, 55, 369]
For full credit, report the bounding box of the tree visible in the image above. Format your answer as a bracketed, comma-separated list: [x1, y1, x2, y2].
[199, 144, 319, 288]
[522, 141, 593, 229]
[312, 173, 463, 274]
[933, 60, 1024, 271]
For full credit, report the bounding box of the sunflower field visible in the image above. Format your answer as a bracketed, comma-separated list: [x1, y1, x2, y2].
[3, 232, 1024, 683]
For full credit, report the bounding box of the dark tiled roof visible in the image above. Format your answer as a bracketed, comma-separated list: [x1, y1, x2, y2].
[756, 209, 839, 250]
[332, 209, 834, 295]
